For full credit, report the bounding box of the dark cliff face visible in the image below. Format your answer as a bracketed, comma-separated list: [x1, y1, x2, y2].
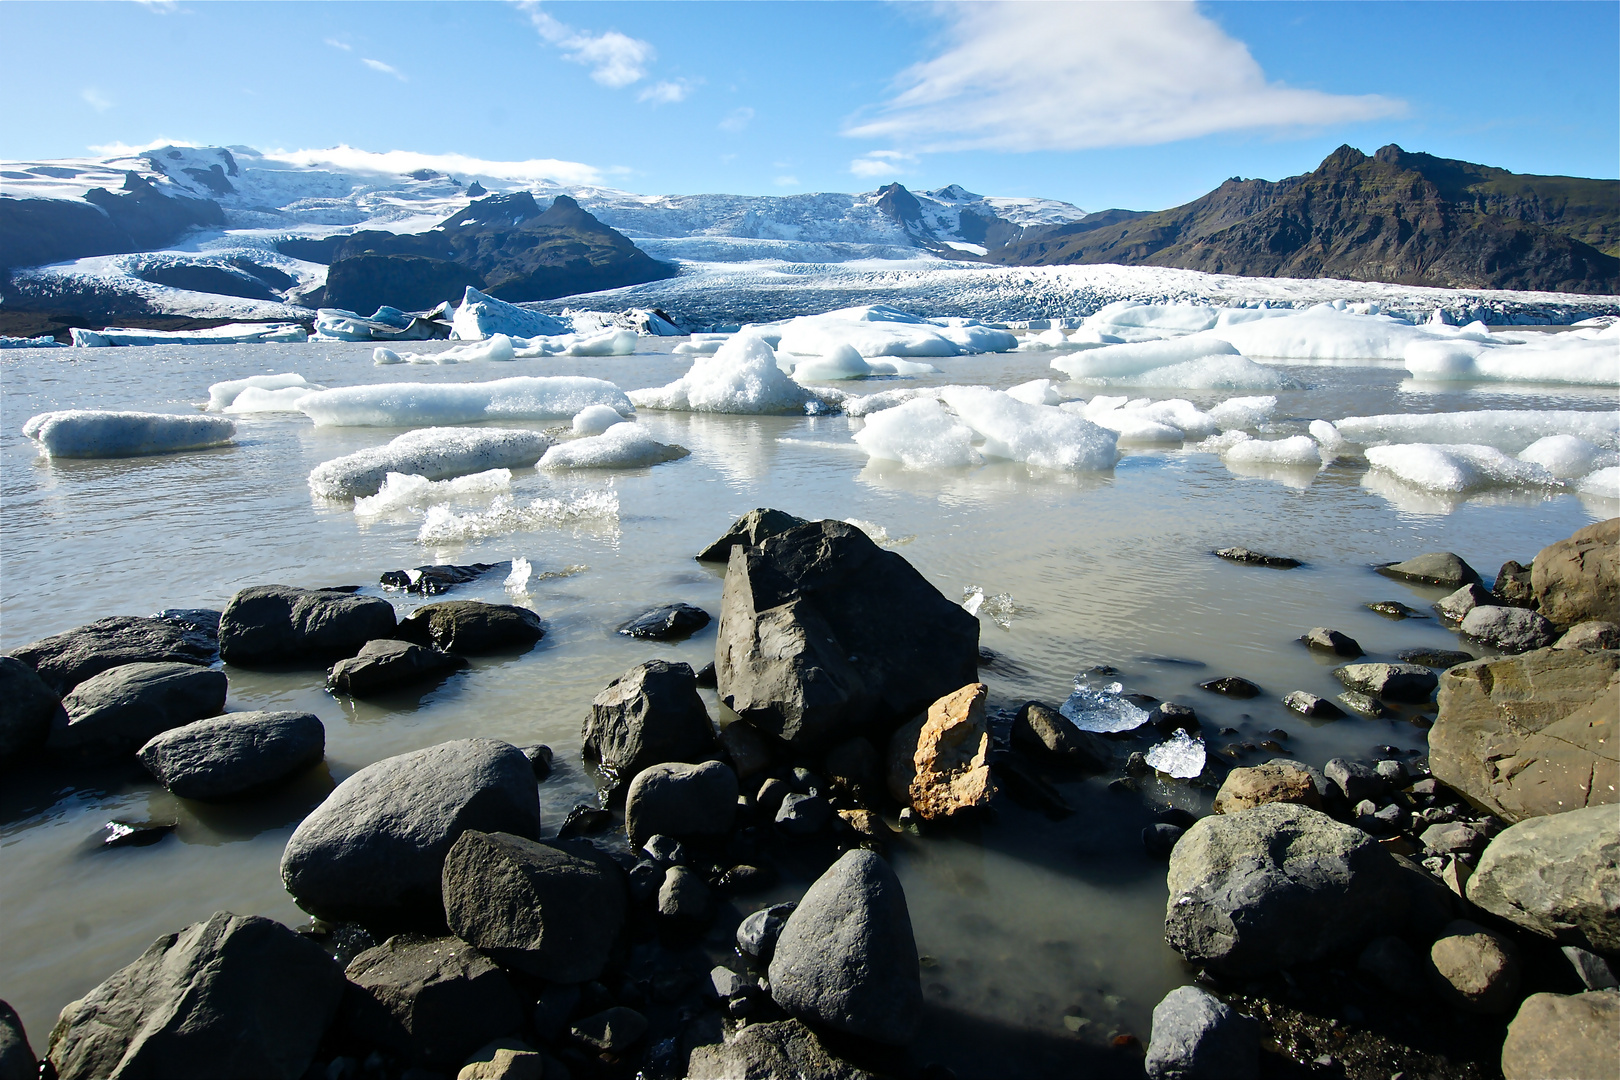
[993, 145, 1619, 294]
[0, 172, 225, 272]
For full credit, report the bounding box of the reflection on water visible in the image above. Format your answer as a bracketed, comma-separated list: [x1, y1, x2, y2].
[0, 340, 1614, 1070]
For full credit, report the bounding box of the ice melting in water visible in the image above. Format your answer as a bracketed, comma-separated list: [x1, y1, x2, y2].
[1058, 679, 1152, 733]
[417, 487, 619, 544]
[1145, 728, 1207, 779]
[505, 556, 533, 596]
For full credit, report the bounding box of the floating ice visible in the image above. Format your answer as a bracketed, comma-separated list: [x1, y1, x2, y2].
[417, 487, 619, 544]
[844, 387, 942, 417]
[1212, 307, 1445, 360]
[1224, 435, 1322, 466]
[843, 518, 915, 546]
[1578, 467, 1620, 498]
[0, 334, 66, 349]
[353, 469, 513, 518]
[296, 375, 632, 427]
[1309, 419, 1348, 450]
[1209, 396, 1278, 429]
[1049, 336, 1239, 380]
[1084, 300, 1219, 335]
[1517, 435, 1619, 479]
[1365, 443, 1557, 493]
[1107, 354, 1298, 390]
[451, 286, 570, 340]
[629, 334, 820, 414]
[1145, 728, 1207, 779]
[939, 386, 1119, 471]
[23, 410, 236, 458]
[1405, 327, 1619, 385]
[791, 343, 875, 382]
[505, 556, 533, 595]
[772, 304, 1016, 358]
[1193, 430, 1255, 454]
[1334, 411, 1620, 454]
[1059, 679, 1151, 734]
[445, 335, 517, 362]
[573, 404, 627, 435]
[961, 585, 1017, 629]
[1006, 378, 1066, 406]
[70, 323, 307, 347]
[1016, 328, 1072, 351]
[547, 328, 638, 357]
[1070, 397, 1219, 442]
[853, 397, 982, 469]
[1065, 401, 1182, 444]
[374, 347, 405, 365]
[673, 336, 727, 356]
[538, 422, 689, 469]
[206, 373, 318, 411]
[227, 386, 326, 414]
[308, 427, 551, 498]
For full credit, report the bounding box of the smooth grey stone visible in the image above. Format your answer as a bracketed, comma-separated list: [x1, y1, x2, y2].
[327, 639, 466, 696]
[1325, 757, 1386, 803]
[769, 849, 922, 1045]
[395, 600, 543, 655]
[583, 660, 716, 795]
[1395, 647, 1476, 669]
[1336, 690, 1395, 718]
[1373, 758, 1408, 786]
[46, 912, 344, 1080]
[696, 507, 808, 562]
[617, 603, 711, 640]
[0, 655, 59, 766]
[1282, 691, 1344, 718]
[1435, 583, 1493, 623]
[218, 585, 397, 667]
[710, 966, 747, 999]
[657, 865, 709, 918]
[1500, 988, 1620, 1080]
[0, 1000, 34, 1080]
[774, 792, 831, 835]
[1459, 605, 1557, 653]
[1143, 985, 1259, 1080]
[1299, 627, 1362, 657]
[442, 830, 625, 983]
[138, 710, 324, 800]
[10, 614, 216, 694]
[1332, 662, 1437, 702]
[736, 902, 796, 962]
[1554, 620, 1620, 650]
[686, 1018, 878, 1080]
[628, 859, 663, 903]
[1010, 700, 1113, 769]
[281, 738, 539, 931]
[1377, 552, 1481, 588]
[53, 661, 228, 760]
[1467, 806, 1619, 953]
[623, 760, 737, 847]
[1421, 822, 1487, 858]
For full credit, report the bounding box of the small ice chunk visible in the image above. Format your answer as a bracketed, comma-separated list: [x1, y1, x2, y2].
[1006, 379, 1065, 406]
[374, 347, 404, 365]
[1334, 410, 1620, 454]
[573, 404, 627, 435]
[538, 422, 689, 468]
[630, 333, 819, 414]
[505, 555, 533, 595]
[206, 373, 316, 411]
[1309, 419, 1346, 449]
[938, 386, 1118, 471]
[853, 397, 982, 469]
[1145, 728, 1207, 779]
[308, 427, 551, 499]
[417, 487, 619, 544]
[792, 343, 874, 382]
[1517, 435, 1618, 479]
[1194, 430, 1253, 454]
[1365, 443, 1557, 493]
[1223, 435, 1323, 466]
[1209, 396, 1278, 429]
[353, 469, 513, 518]
[297, 376, 631, 427]
[1578, 467, 1620, 498]
[1059, 679, 1152, 734]
[845, 387, 942, 417]
[23, 410, 235, 459]
[962, 585, 985, 616]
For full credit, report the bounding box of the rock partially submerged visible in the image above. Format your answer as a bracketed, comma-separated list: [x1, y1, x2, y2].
[138, 711, 324, 800]
[888, 682, 995, 820]
[583, 660, 717, 795]
[219, 586, 397, 667]
[1332, 662, 1437, 702]
[1299, 627, 1362, 657]
[395, 601, 543, 654]
[52, 662, 228, 760]
[0, 656, 60, 766]
[379, 562, 502, 596]
[1009, 700, 1113, 770]
[617, 603, 711, 640]
[1213, 547, 1299, 569]
[328, 639, 467, 697]
[10, 614, 217, 694]
[695, 507, 807, 562]
[1377, 552, 1481, 588]
[0, 1000, 35, 1080]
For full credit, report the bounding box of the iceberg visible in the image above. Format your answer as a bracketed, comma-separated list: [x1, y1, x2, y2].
[772, 304, 1016, 358]
[296, 375, 632, 427]
[353, 469, 513, 519]
[308, 427, 552, 498]
[1223, 435, 1323, 466]
[572, 404, 628, 435]
[417, 487, 619, 545]
[1517, 435, 1619, 479]
[1365, 443, 1557, 493]
[206, 373, 318, 411]
[938, 386, 1118, 471]
[1332, 410, 1620, 454]
[0, 334, 66, 349]
[1208, 395, 1278, 429]
[1049, 336, 1239, 380]
[844, 387, 942, 418]
[1404, 328, 1620, 385]
[451, 286, 571, 341]
[23, 410, 235, 458]
[853, 397, 982, 469]
[313, 305, 450, 343]
[1212, 307, 1447, 360]
[1006, 379, 1067, 406]
[538, 422, 689, 469]
[629, 333, 821, 414]
[1083, 300, 1220, 335]
[70, 323, 308, 347]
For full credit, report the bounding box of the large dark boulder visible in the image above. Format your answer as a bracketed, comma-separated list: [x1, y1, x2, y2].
[696, 508, 809, 562]
[9, 614, 216, 694]
[686, 1019, 878, 1080]
[0, 1001, 34, 1080]
[768, 849, 922, 1045]
[0, 656, 60, 766]
[1164, 803, 1410, 977]
[1532, 518, 1619, 629]
[280, 739, 539, 931]
[218, 586, 397, 668]
[441, 831, 626, 982]
[45, 911, 344, 1080]
[340, 934, 522, 1070]
[1467, 806, 1619, 954]
[623, 760, 738, 846]
[51, 662, 227, 760]
[395, 601, 543, 654]
[327, 639, 467, 697]
[582, 660, 717, 794]
[1144, 985, 1259, 1080]
[137, 711, 324, 800]
[717, 519, 979, 752]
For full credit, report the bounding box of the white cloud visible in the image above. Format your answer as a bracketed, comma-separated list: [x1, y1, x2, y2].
[362, 58, 407, 81]
[324, 38, 352, 51]
[844, 1, 1406, 152]
[639, 79, 695, 105]
[518, 2, 654, 88]
[849, 150, 917, 179]
[88, 137, 197, 156]
[718, 107, 755, 133]
[81, 87, 113, 113]
[132, 0, 180, 12]
[774, 176, 800, 187]
[262, 145, 603, 187]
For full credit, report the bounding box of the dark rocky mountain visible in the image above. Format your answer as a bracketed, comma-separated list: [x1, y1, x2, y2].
[0, 171, 224, 272]
[994, 145, 1619, 294]
[870, 182, 1024, 258]
[307, 192, 677, 311]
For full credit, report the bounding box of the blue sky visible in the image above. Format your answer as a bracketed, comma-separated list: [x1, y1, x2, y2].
[2, 1, 1615, 212]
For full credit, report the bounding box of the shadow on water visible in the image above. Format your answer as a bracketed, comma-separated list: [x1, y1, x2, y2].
[166, 761, 335, 844]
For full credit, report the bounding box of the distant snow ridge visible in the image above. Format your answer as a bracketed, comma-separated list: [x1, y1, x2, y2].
[295, 375, 631, 427]
[23, 410, 235, 458]
[307, 427, 553, 498]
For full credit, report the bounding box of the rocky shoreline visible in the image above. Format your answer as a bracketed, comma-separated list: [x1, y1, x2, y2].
[0, 515, 1615, 1080]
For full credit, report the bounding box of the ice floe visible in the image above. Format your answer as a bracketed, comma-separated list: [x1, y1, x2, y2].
[353, 469, 513, 519]
[308, 427, 552, 498]
[1364, 443, 1560, 493]
[1516, 435, 1619, 479]
[1404, 326, 1620, 385]
[1577, 467, 1620, 498]
[769, 304, 1017, 358]
[296, 375, 631, 427]
[314, 305, 450, 343]
[206, 373, 319, 411]
[450, 287, 570, 340]
[786, 343, 940, 382]
[852, 397, 982, 468]
[1208, 395, 1278, 429]
[629, 334, 823, 414]
[1006, 379, 1067, 406]
[1210, 306, 1450, 360]
[538, 422, 689, 469]
[1068, 397, 1219, 443]
[572, 404, 627, 435]
[1222, 434, 1324, 467]
[417, 487, 619, 545]
[843, 387, 943, 417]
[69, 323, 308, 347]
[937, 386, 1118, 471]
[23, 410, 235, 458]
[1058, 679, 1151, 734]
[1331, 410, 1620, 454]
[1049, 336, 1239, 380]
[1084, 300, 1220, 337]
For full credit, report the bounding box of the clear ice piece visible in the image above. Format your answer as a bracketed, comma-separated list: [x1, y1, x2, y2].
[1058, 678, 1151, 733]
[1145, 729, 1207, 779]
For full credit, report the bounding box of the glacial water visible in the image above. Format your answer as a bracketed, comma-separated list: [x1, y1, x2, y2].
[1, 338, 1615, 1076]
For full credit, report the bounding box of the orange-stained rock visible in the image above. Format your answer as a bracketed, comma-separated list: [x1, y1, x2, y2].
[1213, 760, 1323, 814]
[903, 683, 994, 820]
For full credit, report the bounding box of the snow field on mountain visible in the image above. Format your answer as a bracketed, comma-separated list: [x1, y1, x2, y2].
[306, 427, 553, 499]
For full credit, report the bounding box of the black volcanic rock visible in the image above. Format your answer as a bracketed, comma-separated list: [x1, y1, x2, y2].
[994, 144, 1619, 294]
[324, 255, 485, 316]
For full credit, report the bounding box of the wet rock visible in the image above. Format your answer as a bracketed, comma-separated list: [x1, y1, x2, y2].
[775, 792, 831, 835]
[1324, 757, 1385, 803]
[1467, 805, 1619, 953]
[570, 1006, 646, 1052]
[1460, 605, 1557, 652]
[1164, 803, 1409, 977]
[1430, 648, 1618, 822]
[441, 830, 625, 982]
[219, 586, 397, 667]
[694, 660, 718, 687]
[623, 760, 737, 846]
[1198, 676, 1260, 698]
[518, 743, 552, 778]
[1372, 758, 1408, 786]
[380, 562, 501, 596]
[1377, 552, 1481, 588]
[717, 519, 979, 752]
[10, 614, 217, 694]
[281, 738, 539, 930]
[0, 1000, 33, 1080]
[1335, 690, 1394, 718]
[46, 911, 344, 1080]
[1281, 691, 1344, 719]
[1009, 700, 1113, 769]
[1213, 547, 1299, 569]
[1143, 823, 1185, 859]
[617, 603, 711, 640]
[1419, 822, 1487, 858]
[342, 934, 523, 1070]
[1213, 760, 1323, 814]
[583, 659, 717, 795]
[1331, 663, 1437, 702]
[657, 866, 709, 918]
[396, 601, 543, 654]
[769, 849, 922, 1045]
[1357, 935, 1426, 997]
[0, 655, 59, 766]
[737, 902, 796, 962]
[643, 834, 688, 865]
[1150, 701, 1201, 733]
[1492, 559, 1536, 608]
[1531, 518, 1618, 629]
[1143, 985, 1259, 1080]
[1434, 583, 1493, 624]
[1561, 946, 1619, 991]
[1430, 919, 1520, 1013]
[327, 639, 467, 696]
[1556, 620, 1620, 650]
[1299, 627, 1363, 657]
[697, 507, 810, 562]
[1395, 647, 1476, 669]
[890, 683, 994, 821]
[686, 1018, 878, 1080]
[101, 820, 176, 847]
[137, 710, 324, 800]
[555, 804, 611, 839]
[52, 661, 228, 760]
[1366, 600, 1425, 620]
[1500, 989, 1620, 1080]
